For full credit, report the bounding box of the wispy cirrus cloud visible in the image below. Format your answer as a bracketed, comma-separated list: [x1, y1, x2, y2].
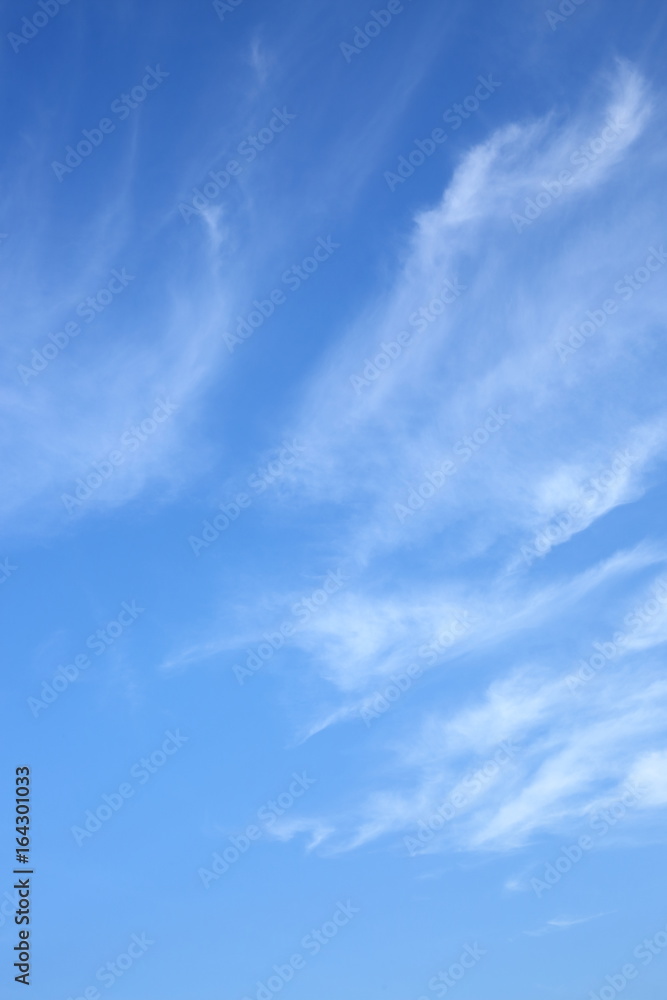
[524, 912, 612, 936]
[267, 61, 664, 577]
[279, 662, 667, 856]
[147, 57, 667, 869]
[211, 60, 667, 864]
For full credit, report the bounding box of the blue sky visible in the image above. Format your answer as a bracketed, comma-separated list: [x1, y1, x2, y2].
[2, 0, 667, 997]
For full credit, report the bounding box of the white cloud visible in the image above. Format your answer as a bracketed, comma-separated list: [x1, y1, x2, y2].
[146, 59, 667, 866]
[272, 60, 663, 583]
[524, 912, 611, 936]
[286, 667, 667, 857]
[629, 750, 667, 807]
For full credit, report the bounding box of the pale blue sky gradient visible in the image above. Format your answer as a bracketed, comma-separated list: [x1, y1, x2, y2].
[2, 1, 667, 998]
